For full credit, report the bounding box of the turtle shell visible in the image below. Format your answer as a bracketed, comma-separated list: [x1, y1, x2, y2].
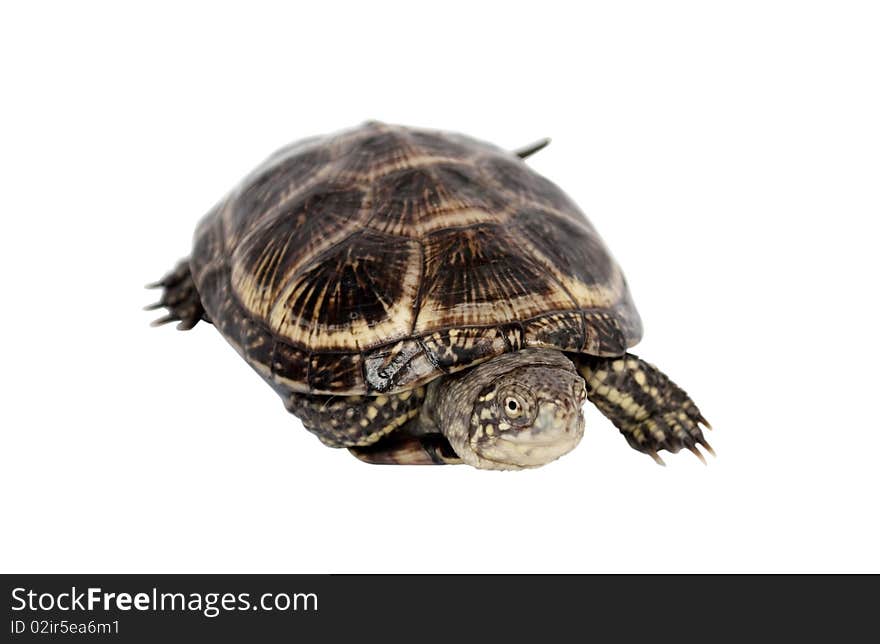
[190, 122, 642, 395]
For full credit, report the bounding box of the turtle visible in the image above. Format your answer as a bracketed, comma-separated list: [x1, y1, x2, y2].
[148, 121, 711, 470]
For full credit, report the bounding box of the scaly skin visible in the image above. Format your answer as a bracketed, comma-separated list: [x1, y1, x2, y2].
[285, 388, 426, 448]
[575, 353, 712, 464]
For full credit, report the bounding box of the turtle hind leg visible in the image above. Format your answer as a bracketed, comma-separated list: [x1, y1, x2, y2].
[145, 259, 209, 330]
[574, 353, 712, 465]
[350, 434, 462, 465]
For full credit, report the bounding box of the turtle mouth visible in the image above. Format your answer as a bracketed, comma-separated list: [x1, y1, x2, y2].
[497, 435, 574, 448]
[473, 404, 585, 469]
[477, 432, 582, 469]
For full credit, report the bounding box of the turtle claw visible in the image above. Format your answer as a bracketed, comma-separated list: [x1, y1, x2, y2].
[146, 260, 206, 331]
[687, 444, 707, 465]
[150, 314, 178, 327]
[629, 410, 713, 464]
[697, 437, 716, 458]
[647, 449, 666, 467]
[175, 317, 200, 331]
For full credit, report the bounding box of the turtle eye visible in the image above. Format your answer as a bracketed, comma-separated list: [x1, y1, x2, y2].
[504, 396, 523, 419]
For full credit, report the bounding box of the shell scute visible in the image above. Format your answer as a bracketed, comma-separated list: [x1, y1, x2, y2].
[523, 312, 585, 351]
[230, 184, 367, 318]
[226, 145, 332, 242]
[482, 154, 582, 217]
[363, 339, 435, 393]
[421, 327, 512, 371]
[267, 229, 421, 351]
[271, 341, 310, 387]
[309, 352, 365, 392]
[417, 222, 576, 330]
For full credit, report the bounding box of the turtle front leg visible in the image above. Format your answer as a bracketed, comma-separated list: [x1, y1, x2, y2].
[284, 387, 461, 464]
[146, 259, 209, 330]
[574, 354, 712, 464]
[284, 388, 460, 464]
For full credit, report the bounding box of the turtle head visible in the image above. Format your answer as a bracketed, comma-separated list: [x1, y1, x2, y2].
[437, 349, 587, 470]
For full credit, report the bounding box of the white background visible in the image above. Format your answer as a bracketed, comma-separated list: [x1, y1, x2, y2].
[2, 1, 878, 573]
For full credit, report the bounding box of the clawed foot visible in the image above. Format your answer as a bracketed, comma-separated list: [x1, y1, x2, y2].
[578, 354, 714, 465]
[624, 401, 713, 466]
[145, 260, 207, 330]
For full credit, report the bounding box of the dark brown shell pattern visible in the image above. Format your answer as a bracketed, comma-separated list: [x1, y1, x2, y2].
[190, 122, 643, 395]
